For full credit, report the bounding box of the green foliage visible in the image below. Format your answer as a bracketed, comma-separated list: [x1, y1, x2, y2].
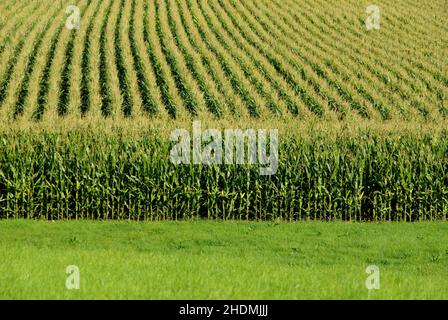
[0, 131, 446, 221]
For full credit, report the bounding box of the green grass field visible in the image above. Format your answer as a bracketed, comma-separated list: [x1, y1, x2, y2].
[1, 220, 447, 299]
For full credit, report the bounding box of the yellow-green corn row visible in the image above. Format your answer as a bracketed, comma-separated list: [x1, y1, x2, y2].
[0, 0, 446, 122]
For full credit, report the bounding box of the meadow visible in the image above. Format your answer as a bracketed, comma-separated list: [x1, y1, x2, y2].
[1, 220, 447, 299]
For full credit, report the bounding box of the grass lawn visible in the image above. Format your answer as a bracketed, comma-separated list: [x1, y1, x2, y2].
[0, 220, 447, 299]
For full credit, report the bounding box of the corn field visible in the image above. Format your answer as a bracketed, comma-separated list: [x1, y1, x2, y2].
[0, 0, 446, 120]
[0, 0, 447, 220]
[0, 130, 446, 221]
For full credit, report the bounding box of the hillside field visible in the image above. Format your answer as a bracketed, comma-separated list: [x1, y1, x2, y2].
[0, 0, 447, 221]
[0, 0, 446, 122]
[0, 0, 447, 300]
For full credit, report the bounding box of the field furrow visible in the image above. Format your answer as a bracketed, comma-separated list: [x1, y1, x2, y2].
[80, 0, 104, 116]
[128, 0, 157, 116]
[0, 1, 52, 110]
